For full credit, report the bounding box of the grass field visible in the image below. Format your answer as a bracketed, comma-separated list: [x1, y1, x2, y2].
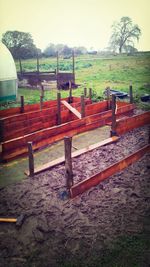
[1, 52, 149, 110]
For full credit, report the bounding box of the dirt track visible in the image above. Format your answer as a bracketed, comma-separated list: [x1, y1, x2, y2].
[0, 125, 149, 267]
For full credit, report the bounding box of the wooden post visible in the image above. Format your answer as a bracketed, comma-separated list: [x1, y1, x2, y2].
[37, 52, 40, 84]
[56, 51, 59, 89]
[41, 84, 44, 98]
[84, 87, 87, 97]
[106, 87, 111, 109]
[89, 88, 92, 102]
[37, 53, 39, 73]
[0, 119, 4, 142]
[56, 51, 59, 74]
[129, 84, 133, 104]
[110, 94, 117, 136]
[20, 96, 24, 113]
[64, 136, 73, 189]
[72, 50, 75, 82]
[68, 81, 73, 103]
[57, 92, 61, 125]
[40, 96, 43, 110]
[19, 58, 22, 74]
[81, 95, 85, 118]
[28, 142, 34, 176]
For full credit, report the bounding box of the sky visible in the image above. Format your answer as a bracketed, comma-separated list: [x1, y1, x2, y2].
[0, 0, 150, 51]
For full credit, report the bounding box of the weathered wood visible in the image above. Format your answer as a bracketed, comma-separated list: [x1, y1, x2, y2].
[1, 99, 91, 141]
[129, 84, 133, 104]
[37, 53, 40, 74]
[25, 136, 119, 175]
[64, 136, 73, 189]
[0, 119, 4, 142]
[84, 88, 87, 97]
[1, 103, 135, 160]
[19, 58, 22, 74]
[110, 95, 117, 136]
[57, 92, 61, 125]
[20, 96, 24, 113]
[57, 51, 59, 74]
[89, 88, 92, 101]
[72, 50, 75, 79]
[116, 111, 150, 135]
[106, 87, 111, 109]
[40, 96, 43, 110]
[81, 95, 85, 118]
[70, 144, 150, 198]
[68, 81, 73, 103]
[61, 100, 81, 119]
[41, 85, 44, 98]
[0, 97, 87, 118]
[28, 142, 34, 176]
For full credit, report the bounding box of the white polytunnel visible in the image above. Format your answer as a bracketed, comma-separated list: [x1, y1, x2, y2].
[0, 42, 18, 102]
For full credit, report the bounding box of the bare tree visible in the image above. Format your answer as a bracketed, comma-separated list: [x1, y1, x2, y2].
[109, 17, 141, 53]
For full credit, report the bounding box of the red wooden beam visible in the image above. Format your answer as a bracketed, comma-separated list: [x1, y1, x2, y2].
[25, 136, 119, 175]
[70, 144, 150, 198]
[0, 97, 91, 119]
[1, 103, 135, 161]
[116, 111, 150, 135]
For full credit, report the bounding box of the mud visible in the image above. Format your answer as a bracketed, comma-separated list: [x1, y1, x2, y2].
[0, 125, 149, 267]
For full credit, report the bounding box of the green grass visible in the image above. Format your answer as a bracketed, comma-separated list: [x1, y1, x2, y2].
[1, 52, 150, 109]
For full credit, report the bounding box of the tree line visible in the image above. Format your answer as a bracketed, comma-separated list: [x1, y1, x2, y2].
[2, 17, 141, 60]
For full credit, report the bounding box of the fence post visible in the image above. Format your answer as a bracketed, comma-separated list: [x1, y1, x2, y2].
[41, 84, 44, 98]
[19, 58, 23, 74]
[110, 94, 117, 136]
[81, 95, 85, 118]
[64, 136, 73, 189]
[57, 92, 61, 125]
[89, 88, 92, 102]
[0, 119, 4, 142]
[40, 96, 43, 110]
[68, 80, 73, 103]
[20, 96, 24, 113]
[28, 142, 34, 176]
[106, 87, 111, 109]
[129, 84, 133, 104]
[84, 87, 87, 97]
[72, 50, 75, 81]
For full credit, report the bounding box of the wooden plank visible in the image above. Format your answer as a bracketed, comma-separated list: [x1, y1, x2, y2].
[1, 100, 92, 141]
[28, 142, 34, 176]
[116, 112, 150, 135]
[2, 103, 135, 160]
[20, 96, 24, 113]
[61, 100, 81, 119]
[72, 136, 119, 157]
[70, 144, 150, 198]
[110, 95, 117, 136]
[64, 136, 73, 188]
[0, 97, 83, 118]
[89, 88, 92, 101]
[25, 136, 119, 175]
[1, 103, 135, 160]
[81, 95, 85, 118]
[129, 84, 133, 104]
[57, 92, 61, 125]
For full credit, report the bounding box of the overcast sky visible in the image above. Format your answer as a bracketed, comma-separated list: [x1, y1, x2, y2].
[0, 0, 149, 51]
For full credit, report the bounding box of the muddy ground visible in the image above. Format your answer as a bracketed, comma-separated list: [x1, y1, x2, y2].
[0, 125, 150, 267]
